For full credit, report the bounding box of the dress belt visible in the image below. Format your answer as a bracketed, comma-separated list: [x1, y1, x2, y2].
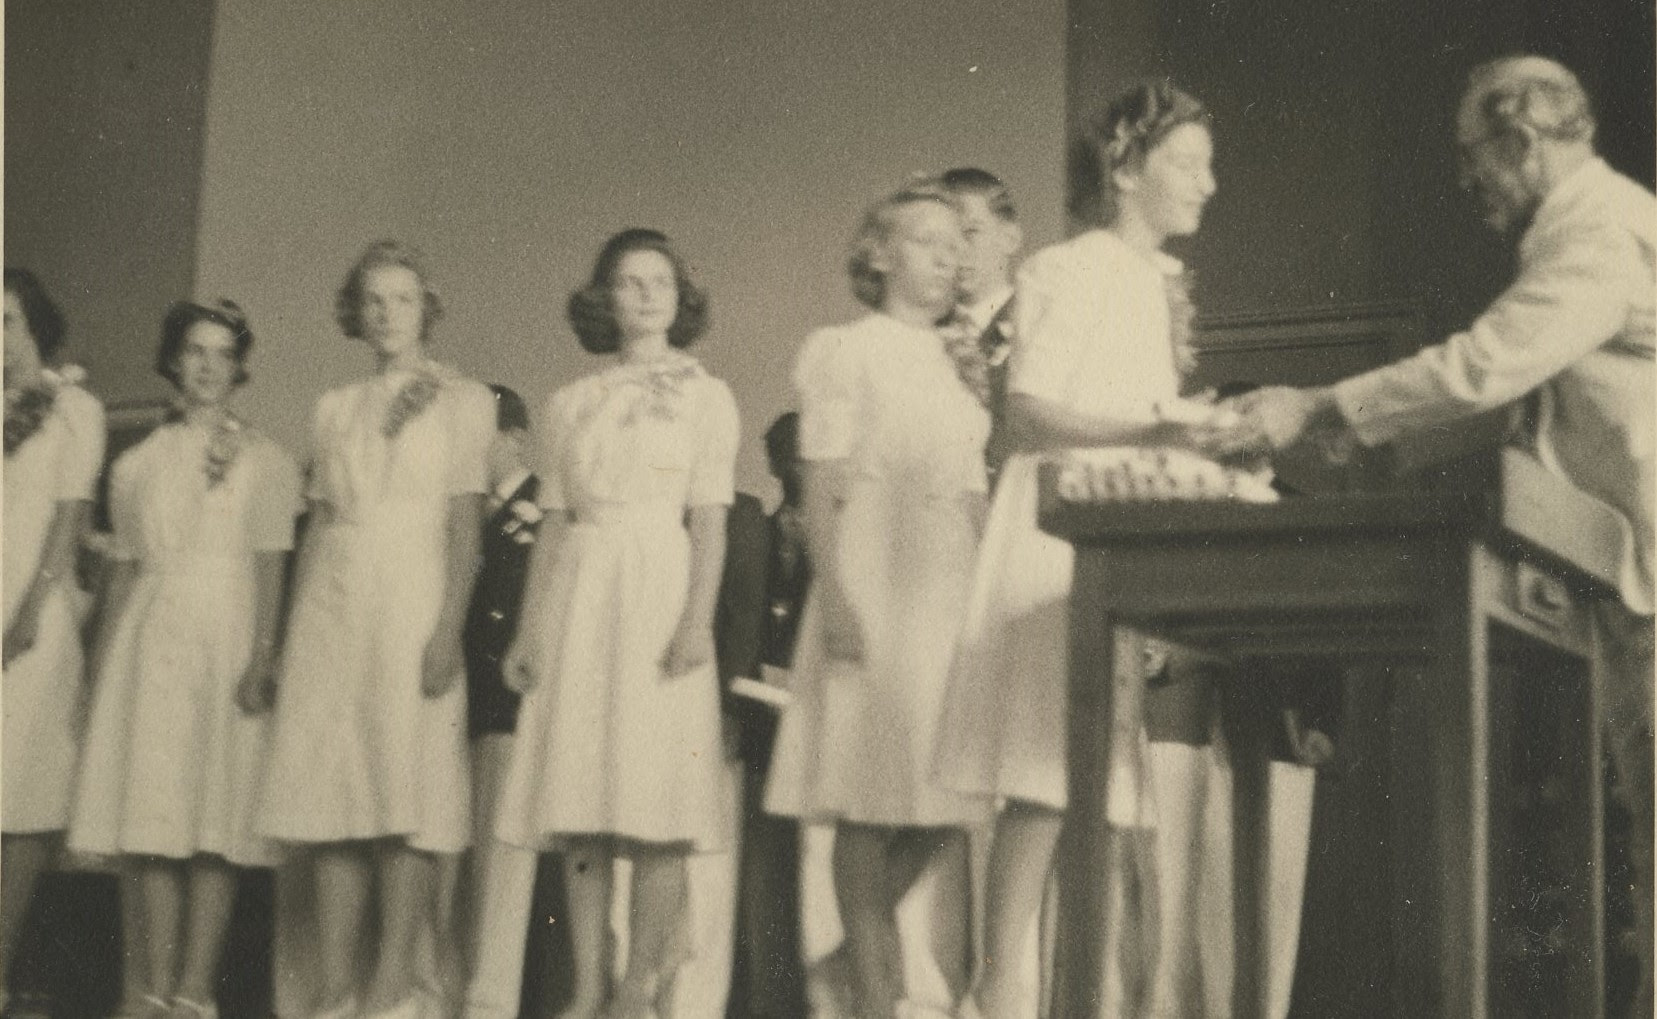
[139, 555, 247, 577]
[570, 503, 684, 528]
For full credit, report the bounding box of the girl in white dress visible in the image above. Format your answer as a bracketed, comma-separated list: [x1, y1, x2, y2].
[259, 242, 494, 1018]
[932, 82, 1238, 1018]
[1, 268, 105, 1011]
[70, 300, 299, 1019]
[495, 228, 737, 1019]
[763, 184, 991, 1019]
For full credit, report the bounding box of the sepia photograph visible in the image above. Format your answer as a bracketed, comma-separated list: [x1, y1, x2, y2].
[2, 1, 1653, 1017]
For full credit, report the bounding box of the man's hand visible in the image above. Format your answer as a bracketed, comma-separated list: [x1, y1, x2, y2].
[662, 622, 715, 679]
[3, 596, 44, 668]
[819, 583, 866, 665]
[236, 648, 279, 715]
[421, 631, 464, 697]
[503, 635, 542, 695]
[1230, 386, 1321, 449]
[1228, 385, 1357, 465]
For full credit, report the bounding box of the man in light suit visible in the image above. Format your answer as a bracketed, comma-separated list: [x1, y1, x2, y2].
[1238, 55, 1654, 1018]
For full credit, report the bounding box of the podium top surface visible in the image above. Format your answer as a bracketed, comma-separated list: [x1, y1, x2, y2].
[1039, 448, 1622, 594]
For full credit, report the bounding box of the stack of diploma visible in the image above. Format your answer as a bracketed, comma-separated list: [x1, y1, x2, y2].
[1054, 399, 1279, 505]
[731, 671, 794, 709]
[1053, 446, 1279, 504]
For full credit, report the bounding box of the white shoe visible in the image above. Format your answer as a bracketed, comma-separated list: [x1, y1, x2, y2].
[312, 996, 359, 1019]
[169, 998, 219, 1019]
[806, 947, 859, 1018]
[362, 994, 425, 1019]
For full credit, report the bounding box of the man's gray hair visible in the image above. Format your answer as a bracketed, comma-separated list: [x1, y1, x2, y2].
[1466, 55, 1596, 145]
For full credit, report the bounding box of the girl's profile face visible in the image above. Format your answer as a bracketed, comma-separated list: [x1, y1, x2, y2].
[955, 193, 1021, 305]
[3, 291, 43, 386]
[175, 320, 239, 408]
[876, 199, 964, 315]
[1117, 122, 1217, 240]
[360, 265, 426, 356]
[610, 249, 678, 342]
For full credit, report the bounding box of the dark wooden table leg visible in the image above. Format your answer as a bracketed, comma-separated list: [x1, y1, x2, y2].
[1391, 545, 1490, 1017]
[1052, 550, 1121, 1019]
[1555, 606, 1605, 1016]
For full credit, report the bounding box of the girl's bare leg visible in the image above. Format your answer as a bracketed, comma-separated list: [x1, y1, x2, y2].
[173, 855, 239, 1007]
[974, 802, 1062, 1018]
[557, 837, 615, 1019]
[608, 843, 689, 1019]
[833, 823, 902, 1019]
[314, 843, 373, 1009]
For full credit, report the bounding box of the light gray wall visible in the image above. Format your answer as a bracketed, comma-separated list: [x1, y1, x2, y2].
[192, 1, 1068, 495]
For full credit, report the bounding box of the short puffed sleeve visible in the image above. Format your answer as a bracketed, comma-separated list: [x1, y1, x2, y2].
[248, 437, 303, 552]
[793, 326, 863, 461]
[1007, 252, 1089, 406]
[687, 377, 739, 507]
[444, 379, 493, 496]
[106, 447, 142, 562]
[54, 385, 106, 502]
[535, 387, 573, 511]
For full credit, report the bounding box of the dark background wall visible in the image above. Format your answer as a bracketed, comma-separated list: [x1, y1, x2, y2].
[1064, 2, 1654, 1013]
[1070, 0, 1654, 334]
[5, 0, 217, 406]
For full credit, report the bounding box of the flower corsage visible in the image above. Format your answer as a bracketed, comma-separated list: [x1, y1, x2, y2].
[204, 415, 246, 488]
[625, 358, 700, 425]
[938, 313, 991, 407]
[384, 368, 443, 439]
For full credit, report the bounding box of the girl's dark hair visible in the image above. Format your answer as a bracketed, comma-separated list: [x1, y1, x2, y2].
[566, 228, 709, 354]
[938, 166, 1018, 222]
[156, 298, 255, 388]
[4, 267, 67, 362]
[1069, 80, 1211, 226]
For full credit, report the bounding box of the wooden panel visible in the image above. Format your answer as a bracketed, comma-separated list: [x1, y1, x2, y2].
[1497, 449, 1624, 593]
[1190, 302, 1421, 389]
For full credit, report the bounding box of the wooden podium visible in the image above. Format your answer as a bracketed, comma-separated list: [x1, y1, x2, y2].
[1041, 449, 1620, 1019]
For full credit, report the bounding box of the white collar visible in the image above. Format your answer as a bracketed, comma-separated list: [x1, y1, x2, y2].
[961, 286, 1014, 331]
[493, 468, 531, 504]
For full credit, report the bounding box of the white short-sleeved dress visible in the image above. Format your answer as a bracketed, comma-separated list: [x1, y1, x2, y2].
[932, 230, 1184, 815]
[495, 352, 738, 851]
[260, 364, 494, 854]
[70, 421, 300, 865]
[764, 313, 991, 829]
[3, 381, 105, 833]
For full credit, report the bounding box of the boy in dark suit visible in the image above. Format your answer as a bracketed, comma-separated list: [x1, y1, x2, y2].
[719, 413, 811, 1018]
[462, 384, 564, 1019]
[941, 167, 1022, 487]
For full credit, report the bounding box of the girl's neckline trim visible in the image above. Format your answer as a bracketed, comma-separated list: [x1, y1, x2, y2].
[1091, 228, 1185, 278]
